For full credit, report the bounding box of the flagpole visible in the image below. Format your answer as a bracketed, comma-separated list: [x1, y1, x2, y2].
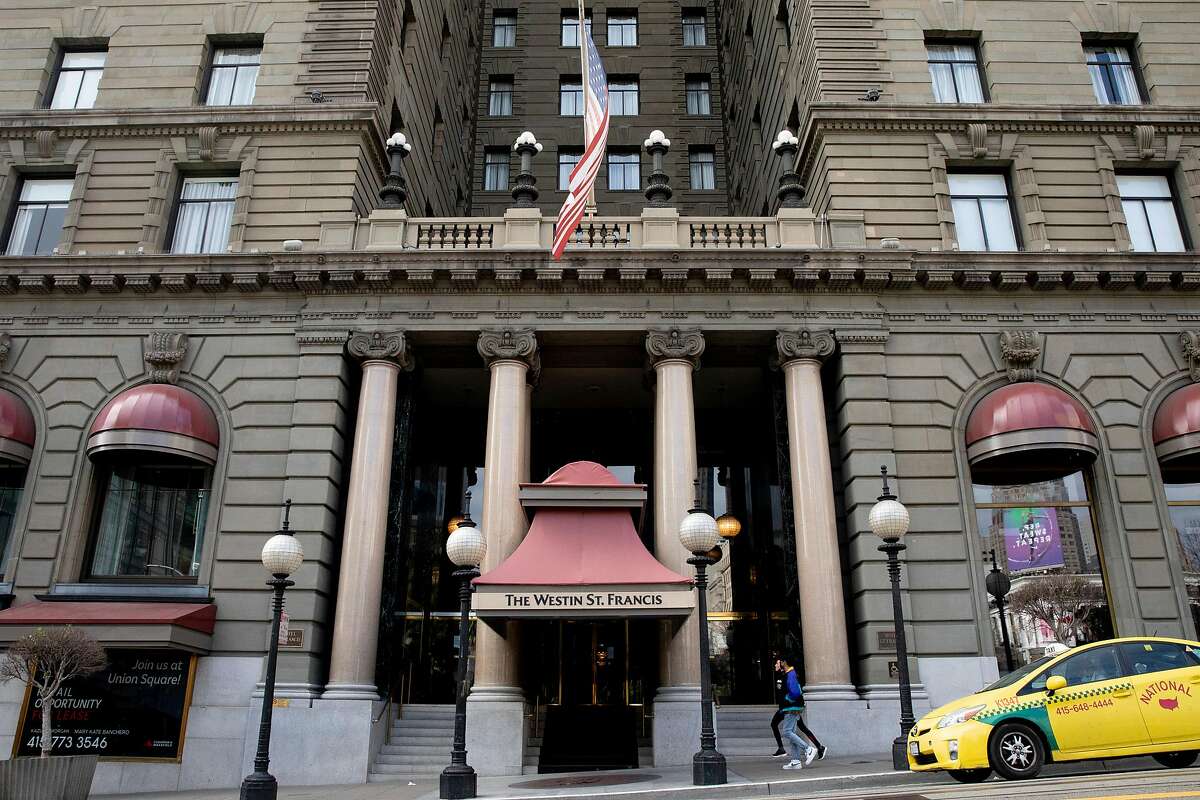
[578, 0, 597, 217]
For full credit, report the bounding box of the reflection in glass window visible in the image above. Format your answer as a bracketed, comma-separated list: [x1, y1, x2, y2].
[87, 460, 210, 578]
[6, 178, 73, 256]
[1165, 481, 1200, 629]
[171, 177, 238, 254]
[0, 464, 26, 578]
[50, 51, 106, 110]
[1086, 45, 1142, 105]
[205, 47, 260, 106]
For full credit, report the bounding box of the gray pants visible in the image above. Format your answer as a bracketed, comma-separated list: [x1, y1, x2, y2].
[780, 711, 815, 761]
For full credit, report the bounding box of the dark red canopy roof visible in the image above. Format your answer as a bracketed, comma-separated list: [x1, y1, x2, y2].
[0, 601, 216, 634]
[88, 384, 219, 463]
[1153, 383, 1200, 468]
[966, 383, 1095, 444]
[0, 387, 35, 463]
[966, 383, 1099, 480]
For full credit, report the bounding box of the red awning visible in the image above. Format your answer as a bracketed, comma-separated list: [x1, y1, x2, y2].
[0, 601, 216, 654]
[1154, 383, 1200, 469]
[0, 387, 35, 464]
[88, 384, 219, 464]
[966, 383, 1099, 480]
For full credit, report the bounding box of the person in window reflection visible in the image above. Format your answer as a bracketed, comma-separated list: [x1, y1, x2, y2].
[773, 655, 825, 769]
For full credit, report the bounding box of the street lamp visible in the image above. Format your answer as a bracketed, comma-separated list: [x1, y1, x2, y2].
[985, 549, 1015, 672]
[867, 467, 914, 772]
[678, 484, 727, 787]
[241, 500, 304, 800]
[440, 494, 486, 800]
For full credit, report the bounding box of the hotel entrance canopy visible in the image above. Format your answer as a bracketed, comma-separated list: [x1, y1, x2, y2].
[473, 461, 694, 619]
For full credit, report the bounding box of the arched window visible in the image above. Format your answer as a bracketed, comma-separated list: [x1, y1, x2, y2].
[0, 388, 35, 577]
[966, 383, 1114, 668]
[84, 384, 218, 580]
[1152, 383, 1200, 632]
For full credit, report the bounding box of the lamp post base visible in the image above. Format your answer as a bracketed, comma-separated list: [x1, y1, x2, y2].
[891, 736, 911, 771]
[440, 764, 477, 799]
[239, 770, 278, 800]
[692, 749, 728, 786]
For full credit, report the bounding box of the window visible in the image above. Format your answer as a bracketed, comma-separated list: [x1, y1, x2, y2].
[607, 151, 639, 191]
[608, 79, 639, 116]
[1117, 641, 1200, 676]
[560, 78, 584, 116]
[6, 178, 73, 256]
[561, 11, 592, 47]
[927, 43, 984, 103]
[689, 149, 716, 190]
[683, 11, 707, 46]
[1025, 646, 1121, 693]
[1164, 480, 1200, 609]
[1117, 174, 1186, 253]
[558, 151, 581, 191]
[48, 51, 106, 110]
[483, 149, 509, 191]
[607, 11, 638, 46]
[0, 464, 26, 576]
[686, 76, 712, 115]
[170, 177, 237, 254]
[492, 11, 516, 47]
[204, 46, 260, 106]
[949, 173, 1018, 251]
[488, 77, 513, 116]
[1086, 45, 1143, 105]
[86, 459, 210, 579]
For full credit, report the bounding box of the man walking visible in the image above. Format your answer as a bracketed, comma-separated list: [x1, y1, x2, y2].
[776, 656, 827, 770]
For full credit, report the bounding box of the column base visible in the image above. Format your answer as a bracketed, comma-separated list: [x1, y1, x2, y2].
[321, 683, 381, 701]
[802, 683, 860, 702]
[440, 764, 478, 799]
[465, 687, 525, 777]
[652, 685, 702, 767]
[692, 749, 728, 786]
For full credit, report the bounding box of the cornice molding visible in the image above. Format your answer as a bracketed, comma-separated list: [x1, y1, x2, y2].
[645, 327, 705, 369]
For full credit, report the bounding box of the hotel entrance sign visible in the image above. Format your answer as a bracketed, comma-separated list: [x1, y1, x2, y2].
[474, 585, 693, 618]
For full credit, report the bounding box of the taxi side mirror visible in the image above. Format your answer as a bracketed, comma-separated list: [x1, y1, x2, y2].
[1045, 675, 1067, 696]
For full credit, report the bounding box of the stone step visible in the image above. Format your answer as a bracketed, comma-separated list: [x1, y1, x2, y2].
[378, 744, 451, 756]
[369, 764, 444, 777]
[389, 725, 453, 736]
[374, 753, 452, 766]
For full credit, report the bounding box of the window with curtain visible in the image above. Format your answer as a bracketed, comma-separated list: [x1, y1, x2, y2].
[170, 177, 237, 254]
[488, 77, 513, 116]
[607, 11, 638, 46]
[689, 149, 715, 190]
[607, 152, 639, 191]
[1165, 481, 1200, 588]
[558, 151, 581, 190]
[49, 51, 106, 110]
[560, 78, 584, 115]
[1117, 174, 1186, 252]
[683, 11, 707, 46]
[483, 149, 509, 191]
[5, 177, 73, 256]
[0, 464, 26, 579]
[608, 79, 639, 115]
[204, 46, 260, 106]
[87, 460, 211, 579]
[1086, 45, 1143, 105]
[492, 11, 516, 47]
[927, 43, 984, 103]
[949, 172, 1019, 251]
[686, 76, 712, 115]
[561, 11, 592, 47]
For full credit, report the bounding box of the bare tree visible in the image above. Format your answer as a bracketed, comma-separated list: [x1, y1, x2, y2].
[1008, 574, 1105, 646]
[0, 627, 106, 758]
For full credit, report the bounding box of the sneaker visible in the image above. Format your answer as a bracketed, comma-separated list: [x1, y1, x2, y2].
[817, 745, 827, 761]
[782, 759, 804, 770]
[772, 748, 787, 757]
[804, 748, 817, 766]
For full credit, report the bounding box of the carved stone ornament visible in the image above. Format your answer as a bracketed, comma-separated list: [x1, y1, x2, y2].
[1182, 331, 1200, 383]
[477, 328, 540, 377]
[645, 328, 705, 369]
[999, 329, 1041, 383]
[347, 330, 413, 369]
[775, 329, 835, 365]
[0, 333, 10, 370]
[144, 332, 189, 384]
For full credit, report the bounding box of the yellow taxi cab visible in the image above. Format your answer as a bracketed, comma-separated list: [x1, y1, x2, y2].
[908, 636, 1200, 782]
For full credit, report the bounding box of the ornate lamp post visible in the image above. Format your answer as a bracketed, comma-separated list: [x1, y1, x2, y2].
[985, 549, 1015, 672]
[511, 131, 543, 208]
[678, 485, 727, 787]
[440, 495, 486, 800]
[241, 500, 304, 800]
[771, 130, 805, 208]
[643, 129, 673, 207]
[380, 132, 412, 208]
[868, 467, 915, 772]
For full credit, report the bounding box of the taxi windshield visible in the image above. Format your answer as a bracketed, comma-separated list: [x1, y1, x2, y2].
[980, 655, 1055, 692]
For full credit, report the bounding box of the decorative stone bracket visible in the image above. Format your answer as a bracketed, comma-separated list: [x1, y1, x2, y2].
[144, 331, 189, 384]
[1182, 331, 1200, 383]
[1000, 329, 1041, 382]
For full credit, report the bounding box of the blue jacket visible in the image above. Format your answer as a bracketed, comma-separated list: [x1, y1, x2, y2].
[781, 667, 804, 711]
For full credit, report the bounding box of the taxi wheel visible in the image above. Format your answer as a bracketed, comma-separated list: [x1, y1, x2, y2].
[988, 723, 1045, 780]
[948, 768, 992, 783]
[1152, 751, 1198, 769]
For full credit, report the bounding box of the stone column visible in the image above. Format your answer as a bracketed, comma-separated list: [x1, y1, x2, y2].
[325, 331, 412, 700]
[776, 329, 856, 699]
[645, 327, 704, 767]
[466, 328, 538, 776]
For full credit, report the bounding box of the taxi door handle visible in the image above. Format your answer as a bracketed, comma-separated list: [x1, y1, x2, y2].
[1113, 689, 1132, 698]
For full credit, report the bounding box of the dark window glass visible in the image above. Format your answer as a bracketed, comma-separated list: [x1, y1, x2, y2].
[1024, 645, 1121, 693]
[1118, 641, 1200, 675]
[0, 464, 26, 578]
[6, 178, 73, 256]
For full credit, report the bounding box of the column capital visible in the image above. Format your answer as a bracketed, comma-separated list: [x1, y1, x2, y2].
[645, 327, 704, 369]
[347, 329, 413, 369]
[477, 328, 540, 378]
[775, 328, 835, 366]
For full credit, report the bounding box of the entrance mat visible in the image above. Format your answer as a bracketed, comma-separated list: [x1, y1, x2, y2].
[509, 773, 661, 789]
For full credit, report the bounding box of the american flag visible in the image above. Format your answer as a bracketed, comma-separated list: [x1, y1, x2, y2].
[551, 25, 608, 260]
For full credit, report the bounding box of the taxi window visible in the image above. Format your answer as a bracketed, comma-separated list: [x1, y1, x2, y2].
[1117, 641, 1200, 675]
[1020, 645, 1121, 694]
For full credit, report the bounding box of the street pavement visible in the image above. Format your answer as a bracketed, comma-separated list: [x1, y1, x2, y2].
[96, 755, 1199, 800]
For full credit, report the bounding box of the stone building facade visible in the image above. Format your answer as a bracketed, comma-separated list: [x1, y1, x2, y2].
[0, 0, 1196, 794]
